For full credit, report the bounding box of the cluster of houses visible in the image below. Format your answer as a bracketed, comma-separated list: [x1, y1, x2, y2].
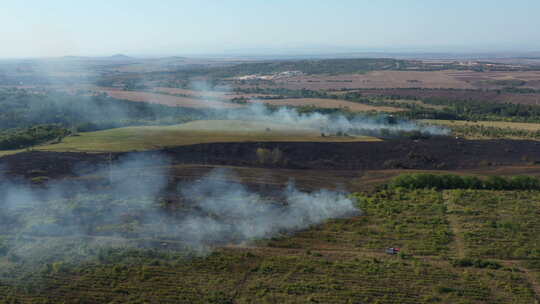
[235, 70, 303, 81]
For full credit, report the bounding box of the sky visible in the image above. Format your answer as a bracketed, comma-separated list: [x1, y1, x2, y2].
[2, 0, 540, 58]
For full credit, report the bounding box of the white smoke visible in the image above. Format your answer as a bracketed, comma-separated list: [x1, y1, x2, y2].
[176, 169, 358, 247]
[226, 102, 449, 136]
[0, 154, 359, 266]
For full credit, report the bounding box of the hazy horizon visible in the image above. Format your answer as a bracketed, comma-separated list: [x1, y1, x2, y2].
[2, 0, 540, 59]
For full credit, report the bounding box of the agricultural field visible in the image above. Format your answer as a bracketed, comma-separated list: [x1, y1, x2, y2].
[3, 0, 540, 301]
[423, 120, 540, 131]
[84, 88, 408, 113]
[423, 120, 540, 140]
[249, 98, 406, 112]
[236, 70, 475, 90]
[448, 70, 540, 90]
[0, 120, 379, 156]
[152, 87, 277, 100]
[1, 187, 539, 303]
[356, 88, 540, 106]
[3, 56, 540, 303]
[444, 190, 540, 259]
[99, 88, 241, 109]
[235, 70, 540, 91]
[384, 99, 447, 110]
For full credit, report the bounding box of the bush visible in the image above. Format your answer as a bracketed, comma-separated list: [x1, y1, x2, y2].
[451, 258, 501, 269]
[510, 175, 540, 190]
[256, 148, 272, 165]
[31, 176, 50, 184]
[256, 147, 286, 165]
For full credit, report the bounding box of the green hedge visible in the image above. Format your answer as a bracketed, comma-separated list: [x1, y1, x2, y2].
[388, 173, 540, 191]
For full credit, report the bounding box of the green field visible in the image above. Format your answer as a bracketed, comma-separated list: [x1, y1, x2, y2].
[1, 188, 539, 303]
[0, 120, 380, 156]
[422, 119, 540, 131]
[422, 119, 540, 140]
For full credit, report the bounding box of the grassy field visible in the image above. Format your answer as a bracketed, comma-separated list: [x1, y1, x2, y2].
[101, 88, 241, 109]
[237, 70, 540, 91]
[423, 119, 540, 131]
[422, 119, 540, 140]
[257, 70, 476, 90]
[88, 88, 413, 114]
[153, 87, 278, 100]
[1, 188, 539, 303]
[382, 98, 447, 110]
[251, 98, 406, 113]
[105, 88, 407, 113]
[445, 190, 540, 259]
[0, 120, 379, 156]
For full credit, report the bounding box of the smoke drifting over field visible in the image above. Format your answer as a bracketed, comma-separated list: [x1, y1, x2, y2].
[164, 80, 449, 136]
[0, 155, 358, 266]
[227, 103, 449, 136]
[178, 169, 358, 245]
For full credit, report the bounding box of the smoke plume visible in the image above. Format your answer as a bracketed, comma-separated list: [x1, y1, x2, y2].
[176, 168, 358, 246]
[0, 154, 359, 268]
[227, 102, 449, 136]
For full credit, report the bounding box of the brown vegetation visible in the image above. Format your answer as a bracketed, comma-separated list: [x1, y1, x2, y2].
[153, 87, 277, 100]
[238, 70, 473, 90]
[250, 98, 406, 112]
[101, 88, 241, 108]
[357, 88, 540, 105]
[234, 70, 540, 92]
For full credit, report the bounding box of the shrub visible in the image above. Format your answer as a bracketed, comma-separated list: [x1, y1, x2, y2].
[256, 148, 272, 165]
[451, 258, 501, 269]
[31, 176, 50, 184]
[388, 173, 540, 191]
[256, 147, 286, 165]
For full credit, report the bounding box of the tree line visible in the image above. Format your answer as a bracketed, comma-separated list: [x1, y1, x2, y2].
[0, 88, 215, 131]
[0, 88, 218, 150]
[387, 173, 540, 191]
[0, 125, 70, 150]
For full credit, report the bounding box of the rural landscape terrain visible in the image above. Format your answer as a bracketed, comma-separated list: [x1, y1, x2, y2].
[2, 53, 540, 304]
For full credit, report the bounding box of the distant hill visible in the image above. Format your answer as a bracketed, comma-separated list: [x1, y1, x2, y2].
[100, 54, 136, 62]
[109, 54, 132, 60]
[58, 54, 135, 61]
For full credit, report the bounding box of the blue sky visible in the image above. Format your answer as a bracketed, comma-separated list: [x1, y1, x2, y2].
[2, 0, 540, 58]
